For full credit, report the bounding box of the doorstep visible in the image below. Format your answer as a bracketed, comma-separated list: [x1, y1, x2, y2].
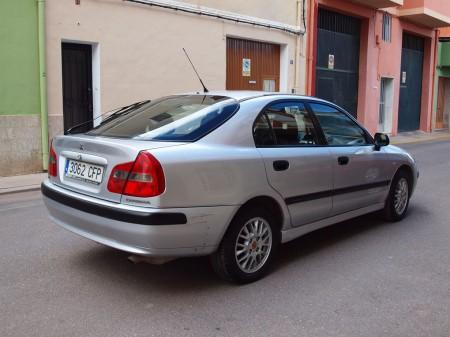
[0, 172, 47, 195]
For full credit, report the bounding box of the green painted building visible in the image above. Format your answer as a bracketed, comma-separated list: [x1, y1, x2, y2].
[0, 0, 47, 176]
[434, 38, 450, 131]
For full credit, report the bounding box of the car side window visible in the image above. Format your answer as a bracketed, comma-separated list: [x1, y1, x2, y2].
[309, 103, 371, 146]
[254, 102, 320, 147]
[253, 114, 276, 146]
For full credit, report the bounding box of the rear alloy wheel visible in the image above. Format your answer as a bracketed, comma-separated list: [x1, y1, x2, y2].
[235, 217, 273, 274]
[211, 207, 279, 283]
[383, 171, 411, 222]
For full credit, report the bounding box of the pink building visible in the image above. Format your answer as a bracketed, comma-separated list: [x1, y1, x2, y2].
[305, 0, 450, 135]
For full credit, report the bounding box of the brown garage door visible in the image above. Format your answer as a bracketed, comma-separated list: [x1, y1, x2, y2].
[226, 38, 280, 92]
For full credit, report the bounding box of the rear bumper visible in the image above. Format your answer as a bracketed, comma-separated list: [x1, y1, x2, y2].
[42, 180, 236, 257]
[42, 182, 186, 226]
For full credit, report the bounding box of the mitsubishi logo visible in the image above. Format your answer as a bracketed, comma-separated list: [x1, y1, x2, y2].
[79, 144, 84, 151]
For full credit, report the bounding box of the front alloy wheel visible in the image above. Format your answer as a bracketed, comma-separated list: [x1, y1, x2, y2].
[383, 170, 411, 222]
[393, 177, 409, 216]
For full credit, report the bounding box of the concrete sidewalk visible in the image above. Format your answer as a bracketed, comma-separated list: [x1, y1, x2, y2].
[390, 130, 450, 145]
[0, 130, 449, 195]
[0, 173, 47, 195]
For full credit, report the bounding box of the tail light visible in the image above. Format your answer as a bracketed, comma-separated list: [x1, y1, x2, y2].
[48, 142, 58, 177]
[107, 151, 165, 197]
[107, 162, 133, 195]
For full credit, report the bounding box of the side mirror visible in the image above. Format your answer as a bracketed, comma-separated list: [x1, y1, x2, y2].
[374, 133, 390, 151]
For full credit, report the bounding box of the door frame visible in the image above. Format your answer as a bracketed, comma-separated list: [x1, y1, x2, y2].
[61, 39, 101, 127]
[378, 77, 395, 134]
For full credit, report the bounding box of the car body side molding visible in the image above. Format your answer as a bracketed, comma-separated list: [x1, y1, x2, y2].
[285, 180, 390, 205]
[281, 203, 386, 243]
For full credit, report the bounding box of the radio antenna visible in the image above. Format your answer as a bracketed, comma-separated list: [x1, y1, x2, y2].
[182, 48, 209, 93]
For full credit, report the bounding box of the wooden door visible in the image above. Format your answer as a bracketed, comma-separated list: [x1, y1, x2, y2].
[62, 43, 93, 133]
[436, 77, 446, 129]
[226, 38, 280, 92]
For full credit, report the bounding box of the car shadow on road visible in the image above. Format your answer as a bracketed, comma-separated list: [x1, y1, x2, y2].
[70, 204, 428, 292]
[275, 202, 429, 270]
[276, 213, 388, 268]
[71, 245, 226, 292]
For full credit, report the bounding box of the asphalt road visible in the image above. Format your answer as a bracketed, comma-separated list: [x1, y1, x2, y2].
[1, 140, 450, 337]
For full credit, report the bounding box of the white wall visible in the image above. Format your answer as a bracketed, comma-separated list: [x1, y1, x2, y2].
[46, 0, 306, 138]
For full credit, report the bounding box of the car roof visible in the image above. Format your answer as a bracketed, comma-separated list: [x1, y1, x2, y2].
[178, 90, 323, 102]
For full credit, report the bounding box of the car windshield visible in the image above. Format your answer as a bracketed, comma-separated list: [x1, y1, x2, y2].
[87, 95, 239, 141]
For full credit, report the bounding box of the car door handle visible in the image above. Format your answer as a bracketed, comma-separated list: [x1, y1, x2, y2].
[273, 160, 290, 171]
[338, 156, 350, 166]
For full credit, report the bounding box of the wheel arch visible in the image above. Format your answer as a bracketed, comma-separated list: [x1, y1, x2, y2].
[239, 196, 285, 231]
[216, 195, 287, 248]
[395, 164, 414, 187]
[386, 164, 415, 202]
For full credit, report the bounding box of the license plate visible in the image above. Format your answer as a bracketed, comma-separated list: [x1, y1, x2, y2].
[65, 159, 104, 184]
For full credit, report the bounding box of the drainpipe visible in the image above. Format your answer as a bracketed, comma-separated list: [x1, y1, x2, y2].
[294, 0, 302, 93]
[305, 0, 316, 96]
[38, 0, 48, 170]
[430, 29, 439, 132]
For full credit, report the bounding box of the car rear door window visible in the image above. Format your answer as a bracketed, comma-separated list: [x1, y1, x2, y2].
[309, 103, 371, 146]
[254, 101, 320, 147]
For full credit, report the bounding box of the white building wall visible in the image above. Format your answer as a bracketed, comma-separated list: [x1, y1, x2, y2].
[46, 0, 307, 138]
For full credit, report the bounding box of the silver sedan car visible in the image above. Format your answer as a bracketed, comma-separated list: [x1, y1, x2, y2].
[42, 91, 418, 283]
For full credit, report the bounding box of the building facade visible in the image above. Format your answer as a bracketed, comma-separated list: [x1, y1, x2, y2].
[305, 0, 450, 136]
[433, 27, 450, 130]
[45, 0, 308, 141]
[0, 0, 47, 176]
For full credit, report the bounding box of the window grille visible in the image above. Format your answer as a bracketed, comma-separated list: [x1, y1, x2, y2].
[382, 13, 392, 43]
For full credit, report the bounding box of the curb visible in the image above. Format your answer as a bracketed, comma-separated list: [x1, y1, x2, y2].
[391, 134, 450, 146]
[0, 172, 47, 196]
[0, 185, 42, 196]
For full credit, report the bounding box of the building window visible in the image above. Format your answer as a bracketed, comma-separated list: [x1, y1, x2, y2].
[382, 13, 392, 43]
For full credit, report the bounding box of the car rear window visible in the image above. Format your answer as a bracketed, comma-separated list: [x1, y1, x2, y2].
[88, 95, 239, 141]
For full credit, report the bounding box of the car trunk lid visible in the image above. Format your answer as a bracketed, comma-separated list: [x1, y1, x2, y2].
[50, 134, 185, 203]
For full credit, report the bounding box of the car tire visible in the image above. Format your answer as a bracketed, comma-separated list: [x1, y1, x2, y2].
[210, 206, 280, 284]
[382, 170, 411, 222]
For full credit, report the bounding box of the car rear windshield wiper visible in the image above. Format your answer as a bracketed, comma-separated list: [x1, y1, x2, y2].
[98, 100, 151, 126]
[66, 100, 151, 134]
